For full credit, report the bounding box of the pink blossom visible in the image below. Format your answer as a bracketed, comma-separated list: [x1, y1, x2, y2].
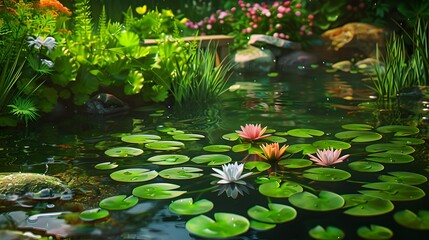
[231, 7, 236, 12]
[206, 24, 212, 30]
[273, 32, 279, 38]
[295, 11, 301, 16]
[308, 14, 314, 20]
[275, 23, 282, 29]
[296, 3, 302, 8]
[284, 1, 290, 6]
[279, 33, 285, 38]
[236, 124, 271, 141]
[277, 13, 283, 18]
[278, 6, 286, 13]
[308, 148, 350, 166]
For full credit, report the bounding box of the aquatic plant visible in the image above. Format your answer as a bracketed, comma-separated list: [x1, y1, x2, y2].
[236, 123, 271, 141]
[8, 97, 39, 127]
[211, 162, 252, 185]
[307, 148, 350, 166]
[258, 142, 289, 162]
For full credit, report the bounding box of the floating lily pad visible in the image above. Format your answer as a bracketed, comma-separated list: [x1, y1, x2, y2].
[250, 220, 276, 231]
[289, 191, 344, 211]
[94, 140, 122, 150]
[312, 140, 351, 150]
[172, 133, 205, 141]
[335, 131, 382, 142]
[341, 124, 373, 131]
[265, 135, 287, 143]
[278, 159, 313, 168]
[203, 145, 232, 152]
[222, 132, 240, 141]
[303, 168, 351, 182]
[232, 143, 251, 152]
[110, 168, 158, 182]
[247, 203, 297, 223]
[365, 143, 415, 154]
[357, 225, 393, 240]
[245, 161, 272, 172]
[156, 126, 176, 133]
[309, 225, 345, 240]
[191, 154, 232, 165]
[185, 213, 250, 239]
[366, 152, 414, 164]
[376, 125, 419, 136]
[342, 194, 394, 216]
[104, 147, 143, 157]
[95, 162, 118, 170]
[145, 141, 185, 150]
[286, 129, 324, 138]
[159, 167, 203, 180]
[359, 182, 425, 201]
[147, 154, 190, 165]
[121, 134, 161, 144]
[378, 171, 427, 185]
[132, 183, 186, 199]
[99, 195, 139, 210]
[348, 161, 384, 172]
[259, 181, 303, 198]
[286, 144, 317, 155]
[391, 137, 425, 145]
[394, 209, 429, 230]
[79, 208, 109, 221]
[167, 130, 185, 135]
[169, 198, 213, 215]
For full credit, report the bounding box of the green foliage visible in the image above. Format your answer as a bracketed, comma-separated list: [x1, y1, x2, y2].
[8, 97, 39, 127]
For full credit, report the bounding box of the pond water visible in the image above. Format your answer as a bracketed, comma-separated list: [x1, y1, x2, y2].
[0, 68, 428, 239]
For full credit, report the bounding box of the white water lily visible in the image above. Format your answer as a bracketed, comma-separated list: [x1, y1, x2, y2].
[28, 36, 57, 52]
[41, 59, 54, 68]
[211, 162, 252, 185]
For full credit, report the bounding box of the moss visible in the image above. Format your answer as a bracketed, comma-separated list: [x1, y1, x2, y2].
[0, 173, 70, 196]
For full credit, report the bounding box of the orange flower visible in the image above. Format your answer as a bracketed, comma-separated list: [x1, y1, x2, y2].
[236, 123, 271, 141]
[39, 0, 71, 15]
[258, 143, 288, 162]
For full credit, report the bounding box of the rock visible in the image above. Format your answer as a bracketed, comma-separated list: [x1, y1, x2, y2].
[233, 45, 276, 72]
[86, 93, 129, 115]
[332, 60, 352, 72]
[277, 50, 318, 70]
[248, 34, 301, 50]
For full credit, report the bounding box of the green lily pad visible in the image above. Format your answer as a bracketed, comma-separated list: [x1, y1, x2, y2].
[342, 194, 394, 216]
[169, 198, 214, 215]
[341, 123, 373, 131]
[335, 131, 382, 142]
[95, 162, 119, 170]
[391, 137, 425, 145]
[394, 209, 429, 230]
[222, 132, 240, 141]
[121, 134, 161, 144]
[79, 208, 110, 221]
[289, 191, 345, 211]
[348, 161, 384, 172]
[366, 152, 414, 164]
[156, 126, 176, 133]
[110, 168, 158, 182]
[232, 143, 251, 152]
[250, 220, 276, 231]
[259, 181, 303, 198]
[359, 182, 426, 201]
[376, 125, 419, 136]
[167, 130, 185, 135]
[104, 147, 144, 157]
[278, 159, 313, 168]
[159, 167, 203, 180]
[172, 133, 205, 141]
[312, 140, 351, 150]
[303, 168, 351, 182]
[378, 171, 427, 185]
[265, 135, 287, 143]
[185, 213, 250, 239]
[357, 225, 393, 240]
[145, 141, 185, 150]
[286, 144, 317, 155]
[365, 143, 415, 154]
[191, 154, 232, 165]
[203, 145, 232, 152]
[247, 203, 297, 223]
[286, 129, 324, 138]
[94, 140, 122, 150]
[245, 161, 272, 172]
[99, 195, 139, 210]
[147, 154, 190, 165]
[309, 225, 345, 240]
[132, 183, 186, 199]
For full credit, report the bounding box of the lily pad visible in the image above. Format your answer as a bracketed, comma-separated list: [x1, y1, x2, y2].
[278, 159, 313, 168]
[378, 171, 427, 185]
[95, 162, 119, 170]
[348, 161, 384, 172]
[366, 152, 414, 164]
[245, 161, 272, 172]
[232, 143, 251, 152]
[110, 168, 158, 182]
[247, 203, 297, 223]
[156, 126, 176, 133]
[145, 141, 185, 150]
[191, 154, 232, 165]
[104, 147, 144, 157]
[121, 134, 161, 144]
[341, 123, 373, 131]
[394, 209, 429, 230]
[391, 137, 425, 145]
[286, 129, 324, 138]
[99, 195, 139, 210]
[147, 154, 190, 165]
[342, 194, 394, 216]
[289, 191, 345, 211]
[172, 133, 205, 141]
[203, 145, 232, 152]
[376, 125, 419, 136]
[303, 168, 351, 182]
[185, 213, 250, 239]
[312, 140, 351, 150]
[309, 225, 345, 240]
[359, 182, 425, 201]
[259, 181, 303, 198]
[335, 131, 382, 142]
[357, 225, 393, 240]
[222, 132, 240, 141]
[365, 143, 415, 154]
[169, 198, 214, 215]
[132, 183, 186, 199]
[79, 208, 110, 221]
[265, 135, 288, 143]
[167, 130, 185, 135]
[159, 167, 203, 180]
[250, 220, 276, 231]
[286, 144, 317, 155]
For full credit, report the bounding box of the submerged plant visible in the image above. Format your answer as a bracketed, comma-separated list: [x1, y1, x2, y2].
[258, 143, 289, 162]
[211, 162, 252, 185]
[307, 148, 350, 166]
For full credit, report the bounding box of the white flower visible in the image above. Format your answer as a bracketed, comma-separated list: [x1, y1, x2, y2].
[41, 59, 54, 68]
[211, 162, 252, 185]
[28, 36, 57, 52]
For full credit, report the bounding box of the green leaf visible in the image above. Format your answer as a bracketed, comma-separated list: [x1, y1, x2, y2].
[366, 152, 414, 164]
[391, 137, 425, 145]
[104, 147, 143, 157]
[159, 167, 203, 180]
[132, 183, 186, 199]
[247, 203, 297, 223]
[341, 124, 373, 131]
[147, 154, 190, 165]
[303, 168, 351, 182]
[278, 159, 313, 168]
[145, 141, 185, 150]
[259, 181, 303, 198]
[191, 154, 232, 165]
[185, 213, 250, 238]
[378, 171, 427, 185]
[394, 209, 429, 230]
[232, 143, 252, 152]
[312, 140, 351, 150]
[79, 208, 109, 221]
[250, 220, 276, 231]
[342, 194, 394, 216]
[203, 145, 232, 152]
[376, 125, 419, 136]
[265, 135, 287, 143]
[156, 126, 176, 133]
[172, 133, 205, 141]
[286, 144, 317, 154]
[99, 195, 139, 210]
[222, 132, 240, 141]
[118, 31, 140, 47]
[95, 162, 118, 170]
[359, 182, 426, 201]
[357, 225, 393, 240]
[121, 134, 161, 144]
[245, 161, 272, 172]
[348, 161, 384, 172]
[289, 191, 345, 211]
[110, 168, 158, 182]
[365, 143, 415, 154]
[169, 198, 214, 215]
[308, 225, 345, 240]
[286, 129, 324, 138]
[335, 131, 382, 142]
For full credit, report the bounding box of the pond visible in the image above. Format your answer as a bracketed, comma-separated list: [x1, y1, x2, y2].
[0, 67, 428, 239]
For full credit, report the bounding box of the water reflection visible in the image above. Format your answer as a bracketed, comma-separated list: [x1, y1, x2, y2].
[212, 182, 254, 199]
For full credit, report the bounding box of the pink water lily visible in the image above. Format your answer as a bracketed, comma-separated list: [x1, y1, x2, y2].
[307, 148, 350, 166]
[236, 124, 271, 141]
[258, 143, 289, 162]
